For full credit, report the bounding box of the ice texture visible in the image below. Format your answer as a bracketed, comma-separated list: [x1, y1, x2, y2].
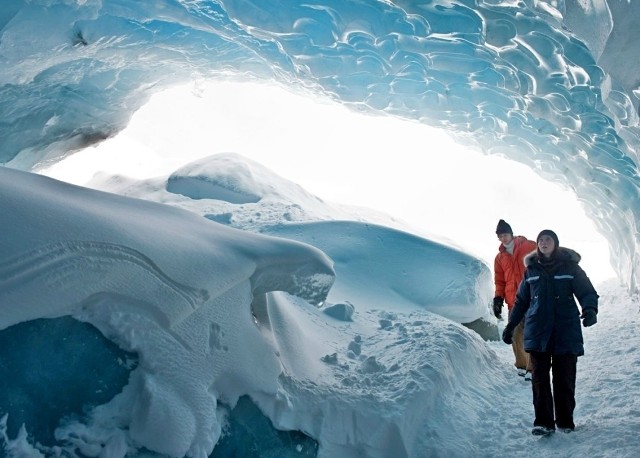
[0, 0, 638, 288]
[0, 317, 136, 446]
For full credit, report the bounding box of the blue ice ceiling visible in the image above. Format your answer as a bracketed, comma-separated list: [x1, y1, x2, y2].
[1, 0, 639, 289]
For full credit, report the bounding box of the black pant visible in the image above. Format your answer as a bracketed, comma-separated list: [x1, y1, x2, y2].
[528, 351, 578, 430]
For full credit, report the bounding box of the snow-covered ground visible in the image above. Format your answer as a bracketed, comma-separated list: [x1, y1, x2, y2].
[2, 153, 638, 457]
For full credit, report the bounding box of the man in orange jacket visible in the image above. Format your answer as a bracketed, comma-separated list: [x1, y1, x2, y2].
[493, 219, 537, 379]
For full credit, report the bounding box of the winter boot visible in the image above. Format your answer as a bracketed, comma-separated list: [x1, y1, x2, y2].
[532, 426, 555, 436]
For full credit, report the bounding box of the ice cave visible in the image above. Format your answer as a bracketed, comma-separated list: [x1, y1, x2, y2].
[1, 1, 639, 457]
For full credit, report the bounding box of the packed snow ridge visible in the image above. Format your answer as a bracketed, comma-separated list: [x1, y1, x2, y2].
[0, 155, 498, 457]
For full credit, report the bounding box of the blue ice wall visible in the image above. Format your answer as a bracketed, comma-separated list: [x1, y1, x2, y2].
[0, 0, 638, 288]
[0, 317, 137, 446]
[211, 396, 318, 458]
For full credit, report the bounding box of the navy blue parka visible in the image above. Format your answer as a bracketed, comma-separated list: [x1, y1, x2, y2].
[507, 247, 599, 356]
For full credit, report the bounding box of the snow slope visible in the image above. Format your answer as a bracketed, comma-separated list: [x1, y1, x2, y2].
[2, 154, 638, 457]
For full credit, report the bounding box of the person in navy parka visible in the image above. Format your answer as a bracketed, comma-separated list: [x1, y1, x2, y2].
[502, 229, 599, 436]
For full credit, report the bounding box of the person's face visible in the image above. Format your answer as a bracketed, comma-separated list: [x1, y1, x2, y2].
[538, 235, 556, 257]
[497, 233, 513, 245]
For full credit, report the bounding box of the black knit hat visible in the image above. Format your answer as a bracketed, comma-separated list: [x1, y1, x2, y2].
[496, 219, 513, 235]
[537, 229, 559, 247]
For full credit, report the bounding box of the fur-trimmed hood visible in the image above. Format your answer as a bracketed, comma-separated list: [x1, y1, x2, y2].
[523, 247, 581, 267]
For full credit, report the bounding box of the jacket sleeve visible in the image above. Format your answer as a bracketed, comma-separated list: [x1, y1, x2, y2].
[573, 265, 599, 313]
[507, 270, 531, 328]
[524, 239, 537, 255]
[494, 255, 506, 297]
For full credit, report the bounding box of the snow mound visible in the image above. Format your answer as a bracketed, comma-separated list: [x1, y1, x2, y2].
[166, 153, 323, 206]
[263, 220, 493, 324]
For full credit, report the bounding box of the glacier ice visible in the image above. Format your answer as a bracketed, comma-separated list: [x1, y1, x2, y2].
[0, 0, 638, 289]
[4, 1, 640, 451]
[211, 396, 318, 458]
[0, 316, 136, 446]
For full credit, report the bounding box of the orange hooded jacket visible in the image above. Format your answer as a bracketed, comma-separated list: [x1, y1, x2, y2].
[494, 235, 537, 309]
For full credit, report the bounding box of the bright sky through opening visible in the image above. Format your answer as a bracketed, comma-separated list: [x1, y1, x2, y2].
[41, 80, 616, 283]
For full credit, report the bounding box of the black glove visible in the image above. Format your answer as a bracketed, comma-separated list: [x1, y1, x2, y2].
[581, 309, 597, 327]
[493, 296, 504, 319]
[502, 323, 515, 345]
